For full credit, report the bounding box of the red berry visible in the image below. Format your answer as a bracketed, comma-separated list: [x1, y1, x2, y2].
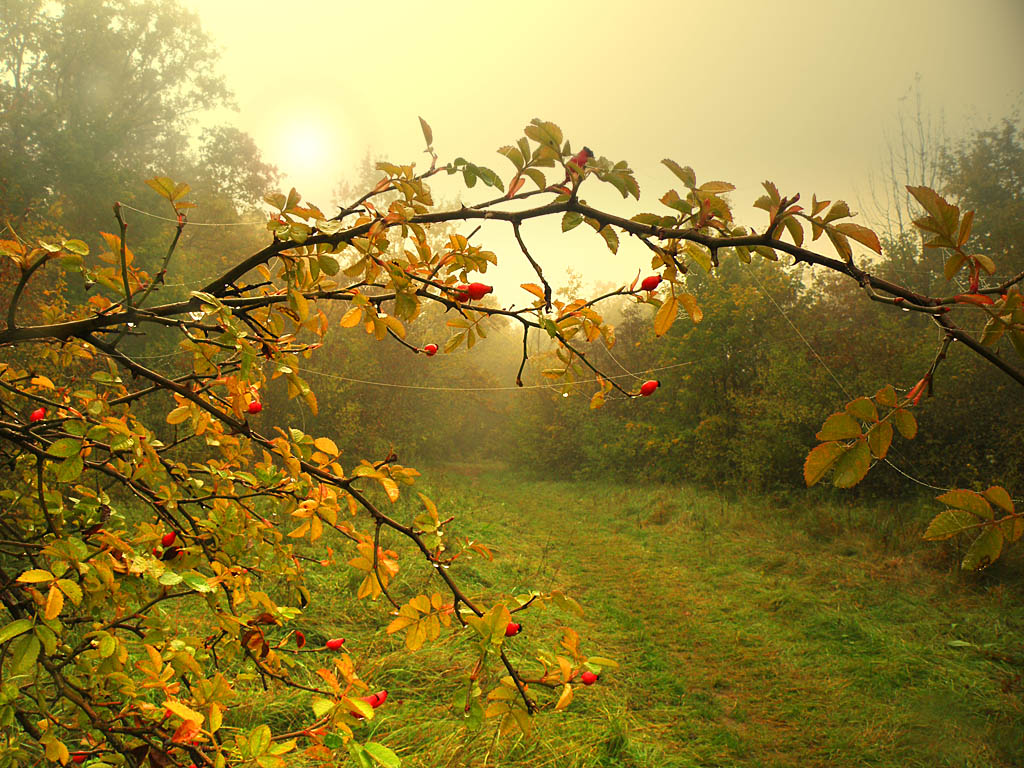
[247, 400, 263, 414]
[71, 753, 87, 764]
[161, 531, 177, 548]
[454, 283, 471, 302]
[161, 546, 180, 561]
[363, 689, 388, 708]
[29, 407, 46, 422]
[151, 547, 160, 556]
[640, 275, 662, 292]
[423, 343, 438, 356]
[295, 630, 306, 648]
[505, 621, 521, 637]
[639, 380, 660, 397]
[325, 637, 346, 650]
[466, 282, 493, 301]
[580, 671, 598, 686]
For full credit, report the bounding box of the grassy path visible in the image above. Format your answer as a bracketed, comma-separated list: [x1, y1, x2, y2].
[381, 470, 1023, 767]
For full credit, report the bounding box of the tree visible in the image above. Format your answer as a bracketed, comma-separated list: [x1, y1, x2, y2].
[0, 116, 1021, 768]
[0, 0, 233, 236]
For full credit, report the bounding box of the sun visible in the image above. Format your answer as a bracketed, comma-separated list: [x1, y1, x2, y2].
[270, 119, 351, 205]
[276, 121, 331, 177]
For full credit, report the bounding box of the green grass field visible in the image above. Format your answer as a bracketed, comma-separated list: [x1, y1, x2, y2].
[256, 468, 1024, 767]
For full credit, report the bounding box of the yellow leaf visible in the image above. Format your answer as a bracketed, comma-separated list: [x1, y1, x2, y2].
[44, 585, 64, 620]
[653, 296, 678, 336]
[380, 477, 400, 502]
[555, 683, 574, 711]
[520, 283, 545, 299]
[16, 569, 54, 584]
[166, 406, 191, 425]
[314, 437, 339, 456]
[163, 699, 204, 726]
[339, 306, 363, 328]
[679, 293, 703, 323]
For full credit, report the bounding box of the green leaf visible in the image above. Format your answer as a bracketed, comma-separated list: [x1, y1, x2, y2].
[684, 241, 712, 273]
[55, 455, 84, 483]
[831, 440, 871, 488]
[961, 526, 1003, 571]
[561, 212, 583, 232]
[182, 573, 215, 593]
[10, 633, 40, 675]
[363, 742, 401, 768]
[982, 486, 1014, 514]
[0, 619, 34, 645]
[47, 438, 81, 458]
[815, 412, 862, 441]
[598, 226, 619, 254]
[62, 239, 89, 256]
[845, 397, 878, 422]
[892, 409, 917, 439]
[922, 509, 978, 540]
[936, 489, 993, 520]
[866, 421, 893, 459]
[661, 159, 696, 188]
[145, 176, 177, 200]
[248, 724, 272, 756]
[803, 442, 845, 487]
[875, 385, 898, 408]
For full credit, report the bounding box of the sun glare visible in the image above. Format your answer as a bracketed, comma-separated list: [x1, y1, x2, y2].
[270, 119, 349, 205]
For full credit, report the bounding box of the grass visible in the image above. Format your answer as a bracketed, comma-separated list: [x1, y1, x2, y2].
[240, 467, 1024, 767]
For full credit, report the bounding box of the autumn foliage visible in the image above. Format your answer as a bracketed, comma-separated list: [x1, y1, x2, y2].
[0, 116, 1021, 768]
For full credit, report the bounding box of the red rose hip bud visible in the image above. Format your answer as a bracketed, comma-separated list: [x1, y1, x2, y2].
[71, 753, 87, 764]
[505, 621, 522, 637]
[247, 400, 263, 414]
[639, 380, 660, 397]
[423, 343, 438, 356]
[580, 670, 598, 686]
[325, 637, 346, 650]
[640, 275, 662, 292]
[29, 407, 46, 422]
[161, 531, 177, 547]
[466, 282, 493, 301]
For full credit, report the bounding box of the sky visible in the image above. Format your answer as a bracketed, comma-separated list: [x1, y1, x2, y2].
[181, 0, 1024, 292]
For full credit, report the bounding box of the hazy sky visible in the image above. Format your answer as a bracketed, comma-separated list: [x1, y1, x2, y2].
[182, 0, 1023, 291]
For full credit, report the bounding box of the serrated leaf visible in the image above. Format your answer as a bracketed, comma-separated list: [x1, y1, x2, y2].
[340, 307, 363, 328]
[982, 486, 1014, 514]
[845, 397, 878, 422]
[10, 633, 39, 675]
[44, 584, 64, 619]
[418, 116, 433, 146]
[47, 438, 81, 458]
[892, 409, 917, 439]
[599, 226, 618, 254]
[679, 293, 702, 323]
[661, 159, 696, 188]
[562, 212, 583, 232]
[0, 619, 34, 645]
[364, 742, 401, 768]
[54, 455, 83, 483]
[961, 526, 1003, 570]
[164, 699, 204, 725]
[922, 509, 979, 540]
[936, 489, 993, 520]
[875, 385, 898, 408]
[698, 180, 735, 194]
[834, 222, 881, 254]
[866, 420, 893, 459]
[17, 569, 54, 584]
[803, 442, 845, 487]
[815, 412, 862, 441]
[653, 296, 678, 337]
[831, 440, 871, 488]
[146, 176, 177, 200]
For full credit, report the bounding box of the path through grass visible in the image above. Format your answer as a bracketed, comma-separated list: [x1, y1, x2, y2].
[292, 469, 1024, 767]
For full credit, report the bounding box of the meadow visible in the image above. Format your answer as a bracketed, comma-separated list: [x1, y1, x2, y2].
[256, 467, 1024, 767]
